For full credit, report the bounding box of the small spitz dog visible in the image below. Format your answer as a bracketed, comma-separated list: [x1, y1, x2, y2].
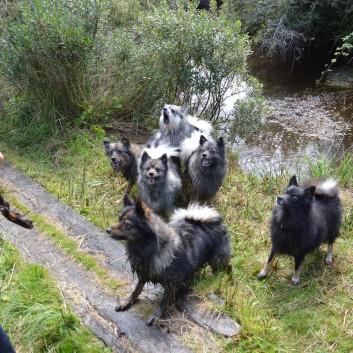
[258, 175, 343, 285]
[104, 137, 142, 194]
[149, 104, 212, 148]
[180, 132, 227, 202]
[137, 144, 182, 218]
[106, 194, 231, 326]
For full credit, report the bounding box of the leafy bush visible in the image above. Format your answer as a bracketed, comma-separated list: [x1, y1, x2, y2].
[1, 0, 263, 143]
[89, 4, 253, 125]
[131, 6, 251, 120]
[0, 0, 104, 124]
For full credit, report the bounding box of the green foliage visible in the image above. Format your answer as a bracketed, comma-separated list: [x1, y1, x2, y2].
[317, 31, 353, 83]
[219, 76, 268, 143]
[0, 0, 263, 144]
[133, 7, 250, 120]
[0, 239, 111, 352]
[0, 0, 104, 123]
[306, 152, 353, 187]
[226, 0, 353, 62]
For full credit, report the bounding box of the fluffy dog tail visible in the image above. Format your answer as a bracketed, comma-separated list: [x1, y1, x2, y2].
[179, 131, 213, 165]
[185, 115, 213, 135]
[169, 203, 222, 224]
[302, 178, 340, 198]
[315, 179, 340, 197]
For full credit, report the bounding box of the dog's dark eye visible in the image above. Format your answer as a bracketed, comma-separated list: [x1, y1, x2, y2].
[211, 149, 216, 154]
[171, 109, 176, 114]
[155, 168, 161, 172]
[121, 220, 131, 230]
[124, 223, 132, 230]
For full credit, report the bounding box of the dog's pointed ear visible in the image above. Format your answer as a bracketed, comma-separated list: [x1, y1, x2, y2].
[123, 193, 135, 207]
[217, 137, 224, 148]
[160, 153, 168, 165]
[200, 135, 207, 145]
[121, 136, 130, 149]
[141, 151, 150, 163]
[135, 199, 147, 218]
[305, 186, 316, 199]
[289, 175, 299, 187]
[103, 140, 111, 151]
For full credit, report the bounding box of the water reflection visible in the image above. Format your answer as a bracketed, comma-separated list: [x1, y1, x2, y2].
[235, 57, 353, 176]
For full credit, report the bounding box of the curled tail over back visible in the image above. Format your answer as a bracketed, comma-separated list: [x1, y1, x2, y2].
[169, 203, 222, 225]
[302, 178, 340, 198]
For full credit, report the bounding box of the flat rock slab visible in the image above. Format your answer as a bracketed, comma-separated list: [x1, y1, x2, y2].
[0, 162, 241, 351]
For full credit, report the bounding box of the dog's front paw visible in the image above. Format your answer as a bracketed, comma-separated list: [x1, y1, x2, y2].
[115, 299, 134, 312]
[146, 314, 159, 326]
[257, 270, 267, 280]
[146, 308, 164, 326]
[324, 254, 333, 265]
[291, 278, 300, 286]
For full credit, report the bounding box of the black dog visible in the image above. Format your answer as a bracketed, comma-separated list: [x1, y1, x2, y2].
[104, 137, 142, 194]
[258, 175, 342, 285]
[107, 194, 231, 325]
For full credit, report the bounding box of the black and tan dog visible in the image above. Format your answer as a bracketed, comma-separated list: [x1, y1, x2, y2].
[107, 194, 231, 325]
[104, 137, 142, 194]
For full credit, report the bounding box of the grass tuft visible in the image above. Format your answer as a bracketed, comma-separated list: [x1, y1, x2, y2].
[0, 239, 111, 352]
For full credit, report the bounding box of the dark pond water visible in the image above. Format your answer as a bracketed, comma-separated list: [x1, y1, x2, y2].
[236, 56, 353, 176]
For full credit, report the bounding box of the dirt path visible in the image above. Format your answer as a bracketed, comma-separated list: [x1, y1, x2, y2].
[0, 162, 241, 353]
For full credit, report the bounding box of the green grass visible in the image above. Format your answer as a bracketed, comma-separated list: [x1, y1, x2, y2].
[0, 239, 112, 353]
[3, 192, 129, 294]
[1, 130, 353, 352]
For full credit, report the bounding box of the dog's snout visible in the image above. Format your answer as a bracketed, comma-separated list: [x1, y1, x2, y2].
[106, 227, 111, 234]
[110, 157, 116, 163]
[202, 153, 207, 158]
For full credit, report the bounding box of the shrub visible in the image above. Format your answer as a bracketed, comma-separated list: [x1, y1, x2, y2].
[1, 0, 263, 143]
[133, 6, 251, 121]
[0, 0, 104, 124]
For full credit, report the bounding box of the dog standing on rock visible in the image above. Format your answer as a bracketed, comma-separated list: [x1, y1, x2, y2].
[258, 175, 342, 285]
[106, 194, 231, 326]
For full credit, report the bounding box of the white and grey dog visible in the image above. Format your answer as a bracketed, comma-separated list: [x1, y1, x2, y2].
[138, 144, 182, 218]
[149, 104, 212, 148]
[180, 131, 227, 202]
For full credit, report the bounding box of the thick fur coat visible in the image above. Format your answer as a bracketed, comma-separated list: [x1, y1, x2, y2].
[107, 195, 231, 325]
[258, 175, 343, 285]
[104, 137, 142, 194]
[149, 104, 212, 148]
[180, 132, 227, 202]
[137, 145, 182, 218]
